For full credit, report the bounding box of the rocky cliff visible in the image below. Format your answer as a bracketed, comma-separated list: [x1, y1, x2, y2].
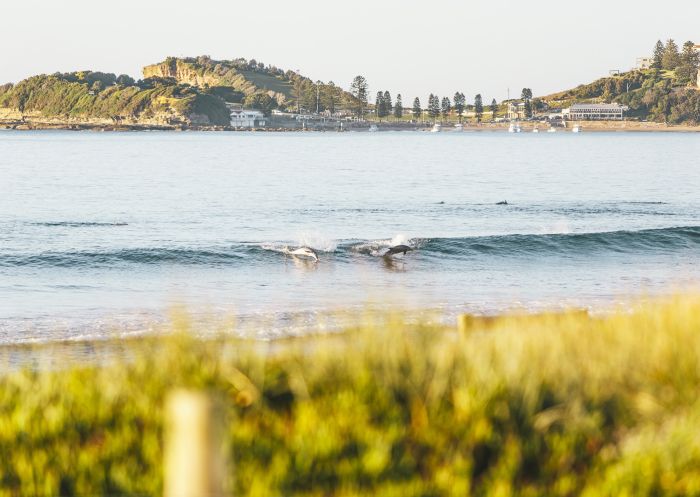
[143, 56, 294, 105]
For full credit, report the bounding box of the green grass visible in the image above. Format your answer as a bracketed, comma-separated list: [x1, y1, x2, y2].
[2, 297, 700, 496]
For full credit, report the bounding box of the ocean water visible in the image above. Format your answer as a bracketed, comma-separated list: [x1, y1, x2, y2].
[1, 130, 699, 343]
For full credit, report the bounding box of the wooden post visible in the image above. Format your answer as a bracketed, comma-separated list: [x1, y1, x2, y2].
[164, 390, 228, 497]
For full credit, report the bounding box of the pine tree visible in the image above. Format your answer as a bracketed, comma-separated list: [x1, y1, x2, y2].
[376, 91, 387, 120]
[677, 41, 700, 85]
[652, 40, 664, 69]
[520, 88, 533, 118]
[322, 82, 341, 115]
[428, 94, 440, 120]
[490, 99, 498, 121]
[453, 92, 465, 123]
[474, 94, 483, 122]
[394, 94, 403, 120]
[350, 75, 369, 118]
[383, 91, 392, 116]
[441, 97, 451, 121]
[662, 39, 681, 70]
[412, 97, 422, 121]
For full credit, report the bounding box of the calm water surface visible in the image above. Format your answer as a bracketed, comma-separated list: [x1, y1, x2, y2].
[1, 130, 699, 343]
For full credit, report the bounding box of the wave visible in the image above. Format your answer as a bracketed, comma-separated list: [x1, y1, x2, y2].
[2, 226, 699, 268]
[0, 247, 246, 268]
[411, 226, 700, 259]
[32, 221, 128, 227]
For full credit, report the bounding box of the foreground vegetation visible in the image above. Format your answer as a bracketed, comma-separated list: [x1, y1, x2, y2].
[2, 296, 700, 496]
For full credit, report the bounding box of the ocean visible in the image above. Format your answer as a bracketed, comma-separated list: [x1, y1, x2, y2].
[1, 130, 699, 344]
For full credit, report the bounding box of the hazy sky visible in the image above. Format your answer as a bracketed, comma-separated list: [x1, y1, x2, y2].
[3, 0, 697, 102]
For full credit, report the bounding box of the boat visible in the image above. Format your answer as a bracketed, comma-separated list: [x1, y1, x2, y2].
[532, 127, 540, 133]
[547, 127, 557, 133]
[572, 125, 582, 133]
[508, 122, 521, 133]
[368, 124, 378, 132]
[431, 123, 442, 133]
[454, 123, 464, 131]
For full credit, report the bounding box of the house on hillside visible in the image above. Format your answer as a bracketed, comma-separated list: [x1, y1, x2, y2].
[228, 107, 266, 128]
[635, 57, 652, 70]
[562, 103, 628, 121]
[506, 102, 526, 120]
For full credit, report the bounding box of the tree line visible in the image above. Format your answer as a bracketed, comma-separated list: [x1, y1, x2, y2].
[651, 39, 699, 85]
[346, 75, 503, 123]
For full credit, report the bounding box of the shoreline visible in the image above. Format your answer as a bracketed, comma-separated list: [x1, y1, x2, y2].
[2, 119, 700, 133]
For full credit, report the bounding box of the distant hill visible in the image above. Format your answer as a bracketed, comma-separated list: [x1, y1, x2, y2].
[0, 71, 231, 127]
[0, 56, 355, 128]
[143, 56, 295, 105]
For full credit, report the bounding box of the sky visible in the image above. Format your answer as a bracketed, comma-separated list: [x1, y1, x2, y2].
[2, 0, 698, 102]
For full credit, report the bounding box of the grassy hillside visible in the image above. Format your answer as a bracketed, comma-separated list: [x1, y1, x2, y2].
[143, 56, 296, 104]
[0, 71, 231, 126]
[143, 56, 354, 113]
[2, 296, 700, 496]
[542, 69, 700, 124]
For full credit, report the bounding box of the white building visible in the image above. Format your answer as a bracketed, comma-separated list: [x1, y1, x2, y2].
[229, 109, 266, 128]
[635, 57, 652, 70]
[506, 102, 526, 120]
[563, 103, 628, 121]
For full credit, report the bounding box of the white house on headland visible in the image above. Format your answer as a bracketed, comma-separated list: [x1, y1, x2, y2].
[506, 102, 526, 120]
[635, 57, 652, 70]
[229, 109, 266, 128]
[562, 103, 628, 121]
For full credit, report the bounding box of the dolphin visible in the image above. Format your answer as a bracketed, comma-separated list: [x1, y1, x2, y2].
[288, 246, 319, 261]
[384, 244, 412, 257]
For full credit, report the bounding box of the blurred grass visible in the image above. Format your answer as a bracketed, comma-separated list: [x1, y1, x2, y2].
[2, 296, 700, 497]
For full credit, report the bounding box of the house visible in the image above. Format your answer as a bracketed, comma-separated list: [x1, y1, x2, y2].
[635, 57, 652, 70]
[563, 103, 628, 121]
[229, 109, 266, 128]
[506, 102, 526, 120]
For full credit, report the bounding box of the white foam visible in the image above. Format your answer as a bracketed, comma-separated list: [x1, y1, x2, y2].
[539, 220, 572, 235]
[296, 232, 337, 252]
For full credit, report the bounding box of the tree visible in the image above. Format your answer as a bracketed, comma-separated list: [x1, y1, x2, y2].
[383, 91, 392, 116]
[350, 75, 369, 118]
[652, 40, 664, 69]
[490, 98, 498, 121]
[441, 96, 451, 121]
[376, 91, 388, 120]
[322, 82, 342, 115]
[520, 88, 533, 118]
[662, 39, 681, 70]
[412, 97, 422, 121]
[474, 94, 483, 122]
[428, 94, 440, 120]
[677, 41, 700, 85]
[394, 94, 403, 120]
[453, 92, 466, 122]
[243, 93, 278, 116]
[116, 74, 135, 86]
